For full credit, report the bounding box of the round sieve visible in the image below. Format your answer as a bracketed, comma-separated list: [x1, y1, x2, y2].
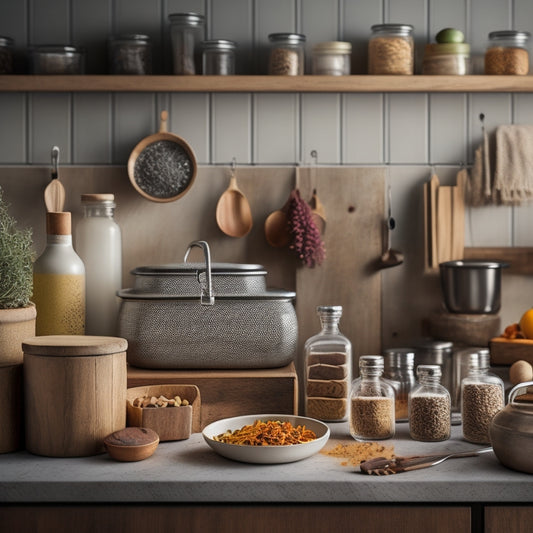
[127, 110, 197, 202]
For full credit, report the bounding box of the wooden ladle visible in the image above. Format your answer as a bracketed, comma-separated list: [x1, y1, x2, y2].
[215, 163, 253, 238]
[264, 197, 290, 247]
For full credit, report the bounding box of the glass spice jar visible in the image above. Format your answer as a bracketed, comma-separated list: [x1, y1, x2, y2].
[29, 45, 86, 74]
[168, 12, 205, 75]
[485, 30, 530, 75]
[304, 305, 352, 422]
[0, 36, 14, 74]
[268, 33, 306, 75]
[461, 350, 505, 444]
[350, 355, 395, 441]
[422, 43, 471, 75]
[368, 23, 414, 75]
[202, 39, 236, 75]
[312, 41, 352, 75]
[409, 364, 451, 442]
[108, 34, 152, 74]
[383, 348, 416, 422]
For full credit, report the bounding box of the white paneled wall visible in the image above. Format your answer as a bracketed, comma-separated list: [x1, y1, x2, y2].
[1, 0, 533, 344]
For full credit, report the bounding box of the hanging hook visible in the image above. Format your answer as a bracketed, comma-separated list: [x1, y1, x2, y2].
[51, 146, 59, 180]
[310, 150, 318, 165]
[479, 113, 486, 134]
[231, 157, 237, 173]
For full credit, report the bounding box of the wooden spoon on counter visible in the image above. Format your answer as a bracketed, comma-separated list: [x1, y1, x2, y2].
[44, 146, 65, 212]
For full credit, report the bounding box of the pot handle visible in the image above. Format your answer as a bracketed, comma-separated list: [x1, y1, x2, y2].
[184, 240, 215, 306]
[509, 381, 533, 405]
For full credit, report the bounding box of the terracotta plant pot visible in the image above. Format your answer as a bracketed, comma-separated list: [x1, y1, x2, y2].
[0, 303, 36, 365]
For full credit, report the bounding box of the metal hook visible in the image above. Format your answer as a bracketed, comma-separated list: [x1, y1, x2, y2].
[310, 150, 318, 165]
[51, 146, 59, 180]
[231, 157, 237, 173]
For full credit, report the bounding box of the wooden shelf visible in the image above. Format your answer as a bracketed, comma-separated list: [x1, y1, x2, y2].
[2, 75, 533, 93]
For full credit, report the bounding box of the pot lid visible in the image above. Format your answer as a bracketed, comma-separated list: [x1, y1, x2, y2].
[131, 262, 267, 276]
[118, 288, 295, 301]
[22, 335, 128, 356]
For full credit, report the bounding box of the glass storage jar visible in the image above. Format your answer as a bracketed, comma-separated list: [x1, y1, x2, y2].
[312, 41, 351, 75]
[168, 12, 205, 75]
[108, 34, 152, 74]
[422, 43, 470, 75]
[29, 45, 86, 74]
[268, 33, 306, 75]
[0, 36, 14, 74]
[409, 364, 451, 442]
[304, 305, 352, 422]
[350, 355, 395, 441]
[485, 30, 530, 75]
[202, 39, 236, 75]
[383, 348, 416, 421]
[368, 23, 414, 74]
[461, 350, 504, 444]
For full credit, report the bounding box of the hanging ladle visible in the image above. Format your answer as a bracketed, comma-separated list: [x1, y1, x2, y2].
[380, 186, 404, 268]
[44, 146, 66, 212]
[215, 158, 253, 238]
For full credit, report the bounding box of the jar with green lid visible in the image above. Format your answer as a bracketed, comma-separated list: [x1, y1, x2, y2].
[368, 24, 414, 74]
[312, 41, 351, 75]
[485, 30, 530, 75]
[268, 33, 306, 75]
[108, 34, 152, 74]
[422, 42, 470, 75]
[0, 36, 14, 74]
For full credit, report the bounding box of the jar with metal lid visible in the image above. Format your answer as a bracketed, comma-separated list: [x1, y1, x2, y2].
[409, 364, 451, 442]
[202, 39, 236, 75]
[368, 24, 414, 74]
[29, 45, 86, 74]
[485, 30, 530, 75]
[312, 41, 351, 75]
[304, 306, 352, 422]
[422, 43, 470, 75]
[383, 348, 416, 421]
[168, 12, 205, 75]
[0, 36, 14, 74]
[268, 33, 306, 75]
[350, 355, 395, 441]
[413, 339, 453, 401]
[108, 34, 152, 74]
[461, 350, 504, 444]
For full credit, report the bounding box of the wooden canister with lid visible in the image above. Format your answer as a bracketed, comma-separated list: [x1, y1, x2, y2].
[23, 335, 127, 457]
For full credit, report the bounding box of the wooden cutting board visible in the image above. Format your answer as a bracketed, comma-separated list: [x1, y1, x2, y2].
[490, 337, 533, 365]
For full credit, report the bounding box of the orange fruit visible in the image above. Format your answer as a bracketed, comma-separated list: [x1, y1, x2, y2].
[519, 308, 533, 339]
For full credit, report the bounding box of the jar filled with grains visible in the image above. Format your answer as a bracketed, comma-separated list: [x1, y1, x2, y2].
[312, 41, 352, 75]
[485, 30, 530, 75]
[0, 36, 14, 74]
[168, 12, 205, 75]
[461, 350, 504, 444]
[409, 365, 451, 442]
[383, 348, 416, 422]
[268, 33, 306, 75]
[202, 39, 236, 75]
[108, 34, 152, 74]
[368, 23, 414, 75]
[350, 355, 395, 441]
[304, 306, 352, 422]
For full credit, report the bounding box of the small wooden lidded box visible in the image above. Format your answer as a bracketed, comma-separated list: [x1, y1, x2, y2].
[126, 384, 201, 441]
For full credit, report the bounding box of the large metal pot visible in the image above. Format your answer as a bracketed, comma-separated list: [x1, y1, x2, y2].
[117, 241, 297, 369]
[439, 260, 508, 314]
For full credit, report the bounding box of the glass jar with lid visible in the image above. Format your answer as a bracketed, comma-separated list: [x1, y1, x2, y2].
[268, 33, 306, 75]
[312, 41, 351, 75]
[202, 39, 236, 75]
[168, 12, 205, 75]
[485, 30, 530, 75]
[350, 355, 395, 441]
[422, 43, 470, 75]
[461, 350, 504, 444]
[108, 34, 152, 74]
[409, 364, 451, 442]
[368, 24, 414, 74]
[29, 45, 86, 74]
[0, 36, 14, 74]
[383, 348, 416, 422]
[304, 305, 352, 422]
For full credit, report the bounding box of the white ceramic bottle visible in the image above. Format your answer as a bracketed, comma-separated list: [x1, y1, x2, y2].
[75, 193, 122, 336]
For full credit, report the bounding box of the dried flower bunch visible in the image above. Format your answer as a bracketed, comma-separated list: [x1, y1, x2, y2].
[0, 187, 33, 309]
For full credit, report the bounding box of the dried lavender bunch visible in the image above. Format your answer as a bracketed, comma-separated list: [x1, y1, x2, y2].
[287, 189, 325, 268]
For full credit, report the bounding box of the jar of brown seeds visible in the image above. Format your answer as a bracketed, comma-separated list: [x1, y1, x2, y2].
[368, 23, 414, 74]
[485, 30, 530, 75]
[268, 33, 306, 75]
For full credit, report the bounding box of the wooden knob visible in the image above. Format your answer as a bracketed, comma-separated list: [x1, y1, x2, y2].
[46, 211, 71, 235]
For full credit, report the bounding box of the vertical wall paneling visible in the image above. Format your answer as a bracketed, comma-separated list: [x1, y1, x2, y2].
[30, 0, 70, 44]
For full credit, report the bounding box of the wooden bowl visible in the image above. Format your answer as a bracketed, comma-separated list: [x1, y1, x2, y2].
[104, 427, 159, 462]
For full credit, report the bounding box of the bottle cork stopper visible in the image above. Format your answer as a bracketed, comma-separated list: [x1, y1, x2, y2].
[80, 193, 115, 203]
[46, 211, 71, 235]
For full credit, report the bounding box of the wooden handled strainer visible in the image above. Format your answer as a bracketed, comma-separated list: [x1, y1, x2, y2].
[127, 110, 197, 202]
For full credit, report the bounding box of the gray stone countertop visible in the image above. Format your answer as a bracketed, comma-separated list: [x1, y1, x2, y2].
[0, 422, 531, 504]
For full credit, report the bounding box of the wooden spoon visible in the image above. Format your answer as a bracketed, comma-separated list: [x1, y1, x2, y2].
[216, 172, 253, 238]
[264, 198, 291, 247]
[44, 146, 65, 212]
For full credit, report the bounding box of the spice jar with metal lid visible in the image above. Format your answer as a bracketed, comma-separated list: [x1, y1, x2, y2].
[422, 42, 471, 75]
[350, 355, 395, 441]
[312, 41, 352, 75]
[409, 364, 451, 442]
[202, 39, 236, 75]
[0, 36, 14, 74]
[268, 33, 306, 75]
[461, 350, 504, 444]
[485, 30, 530, 75]
[168, 12, 205, 75]
[108, 34, 152, 74]
[368, 23, 414, 74]
[383, 348, 416, 422]
[29, 45, 86, 74]
[304, 305, 352, 422]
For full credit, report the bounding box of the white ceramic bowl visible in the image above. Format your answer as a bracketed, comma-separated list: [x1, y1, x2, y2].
[202, 414, 330, 464]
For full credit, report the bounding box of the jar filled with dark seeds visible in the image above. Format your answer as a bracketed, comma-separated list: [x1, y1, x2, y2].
[268, 33, 306, 75]
[202, 40, 236, 75]
[350, 355, 395, 441]
[0, 36, 14, 74]
[409, 364, 451, 442]
[461, 350, 504, 444]
[108, 34, 152, 74]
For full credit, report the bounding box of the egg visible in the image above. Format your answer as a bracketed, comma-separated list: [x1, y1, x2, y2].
[509, 360, 533, 385]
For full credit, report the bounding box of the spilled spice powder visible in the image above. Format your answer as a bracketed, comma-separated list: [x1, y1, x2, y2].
[321, 441, 395, 467]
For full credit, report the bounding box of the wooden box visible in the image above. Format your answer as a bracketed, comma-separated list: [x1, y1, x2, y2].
[126, 384, 201, 440]
[490, 337, 533, 366]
